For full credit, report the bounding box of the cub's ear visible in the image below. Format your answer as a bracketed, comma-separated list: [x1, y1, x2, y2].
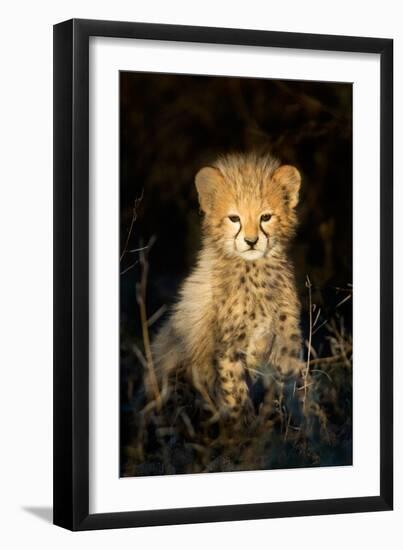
[272, 165, 301, 208]
[195, 166, 223, 213]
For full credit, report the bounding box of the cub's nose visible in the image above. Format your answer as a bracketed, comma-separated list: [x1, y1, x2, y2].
[244, 236, 258, 247]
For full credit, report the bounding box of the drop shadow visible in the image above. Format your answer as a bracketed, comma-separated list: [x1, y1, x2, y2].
[22, 506, 53, 524]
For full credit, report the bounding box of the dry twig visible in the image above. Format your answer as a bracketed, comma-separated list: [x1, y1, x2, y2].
[120, 190, 144, 262]
[136, 235, 161, 409]
[303, 275, 313, 413]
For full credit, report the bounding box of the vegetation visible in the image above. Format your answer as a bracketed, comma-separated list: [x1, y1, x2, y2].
[119, 72, 352, 476]
[121, 239, 352, 476]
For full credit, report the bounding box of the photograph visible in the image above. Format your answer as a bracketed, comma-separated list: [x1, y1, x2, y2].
[119, 71, 353, 477]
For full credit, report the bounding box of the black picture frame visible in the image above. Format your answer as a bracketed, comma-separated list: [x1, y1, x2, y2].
[53, 18, 393, 531]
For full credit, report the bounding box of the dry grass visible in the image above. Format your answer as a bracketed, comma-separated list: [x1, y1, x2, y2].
[121, 246, 352, 477]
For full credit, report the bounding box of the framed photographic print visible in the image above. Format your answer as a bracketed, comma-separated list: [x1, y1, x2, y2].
[53, 19, 393, 530]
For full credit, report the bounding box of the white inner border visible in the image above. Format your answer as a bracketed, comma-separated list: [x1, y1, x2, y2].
[89, 36, 380, 514]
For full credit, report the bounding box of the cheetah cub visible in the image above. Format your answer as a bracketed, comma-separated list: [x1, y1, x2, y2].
[151, 152, 303, 422]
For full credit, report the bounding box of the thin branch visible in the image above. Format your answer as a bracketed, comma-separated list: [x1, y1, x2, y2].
[309, 348, 352, 367]
[120, 261, 138, 276]
[147, 304, 168, 327]
[303, 275, 313, 413]
[132, 344, 147, 369]
[120, 190, 144, 262]
[313, 307, 321, 328]
[312, 319, 328, 336]
[310, 369, 333, 382]
[128, 245, 150, 254]
[296, 382, 315, 391]
[135, 235, 161, 408]
[335, 293, 352, 309]
[284, 411, 292, 442]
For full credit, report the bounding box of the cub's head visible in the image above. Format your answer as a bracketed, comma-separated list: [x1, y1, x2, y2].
[195, 153, 301, 261]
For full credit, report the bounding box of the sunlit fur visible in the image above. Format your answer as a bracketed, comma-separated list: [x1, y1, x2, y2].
[201, 153, 299, 261]
[151, 152, 303, 423]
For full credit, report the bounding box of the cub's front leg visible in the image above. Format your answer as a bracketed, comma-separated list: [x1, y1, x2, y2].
[244, 311, 305, 423]
[270, 311, 304, 376]
[215, 352, 254, 426]
[262, 311, 306, 425]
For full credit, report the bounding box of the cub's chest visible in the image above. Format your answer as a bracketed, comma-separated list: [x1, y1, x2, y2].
[215, 268, 279, 339]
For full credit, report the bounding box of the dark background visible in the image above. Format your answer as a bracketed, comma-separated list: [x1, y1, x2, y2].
[119, 72, 352, 469]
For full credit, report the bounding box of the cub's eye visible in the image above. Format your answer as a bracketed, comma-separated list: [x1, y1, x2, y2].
[261, 213, 272, 222]
[228, 215, 240, 223]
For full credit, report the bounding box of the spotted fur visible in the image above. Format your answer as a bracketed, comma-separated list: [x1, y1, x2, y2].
[151, 152, 303, 423]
